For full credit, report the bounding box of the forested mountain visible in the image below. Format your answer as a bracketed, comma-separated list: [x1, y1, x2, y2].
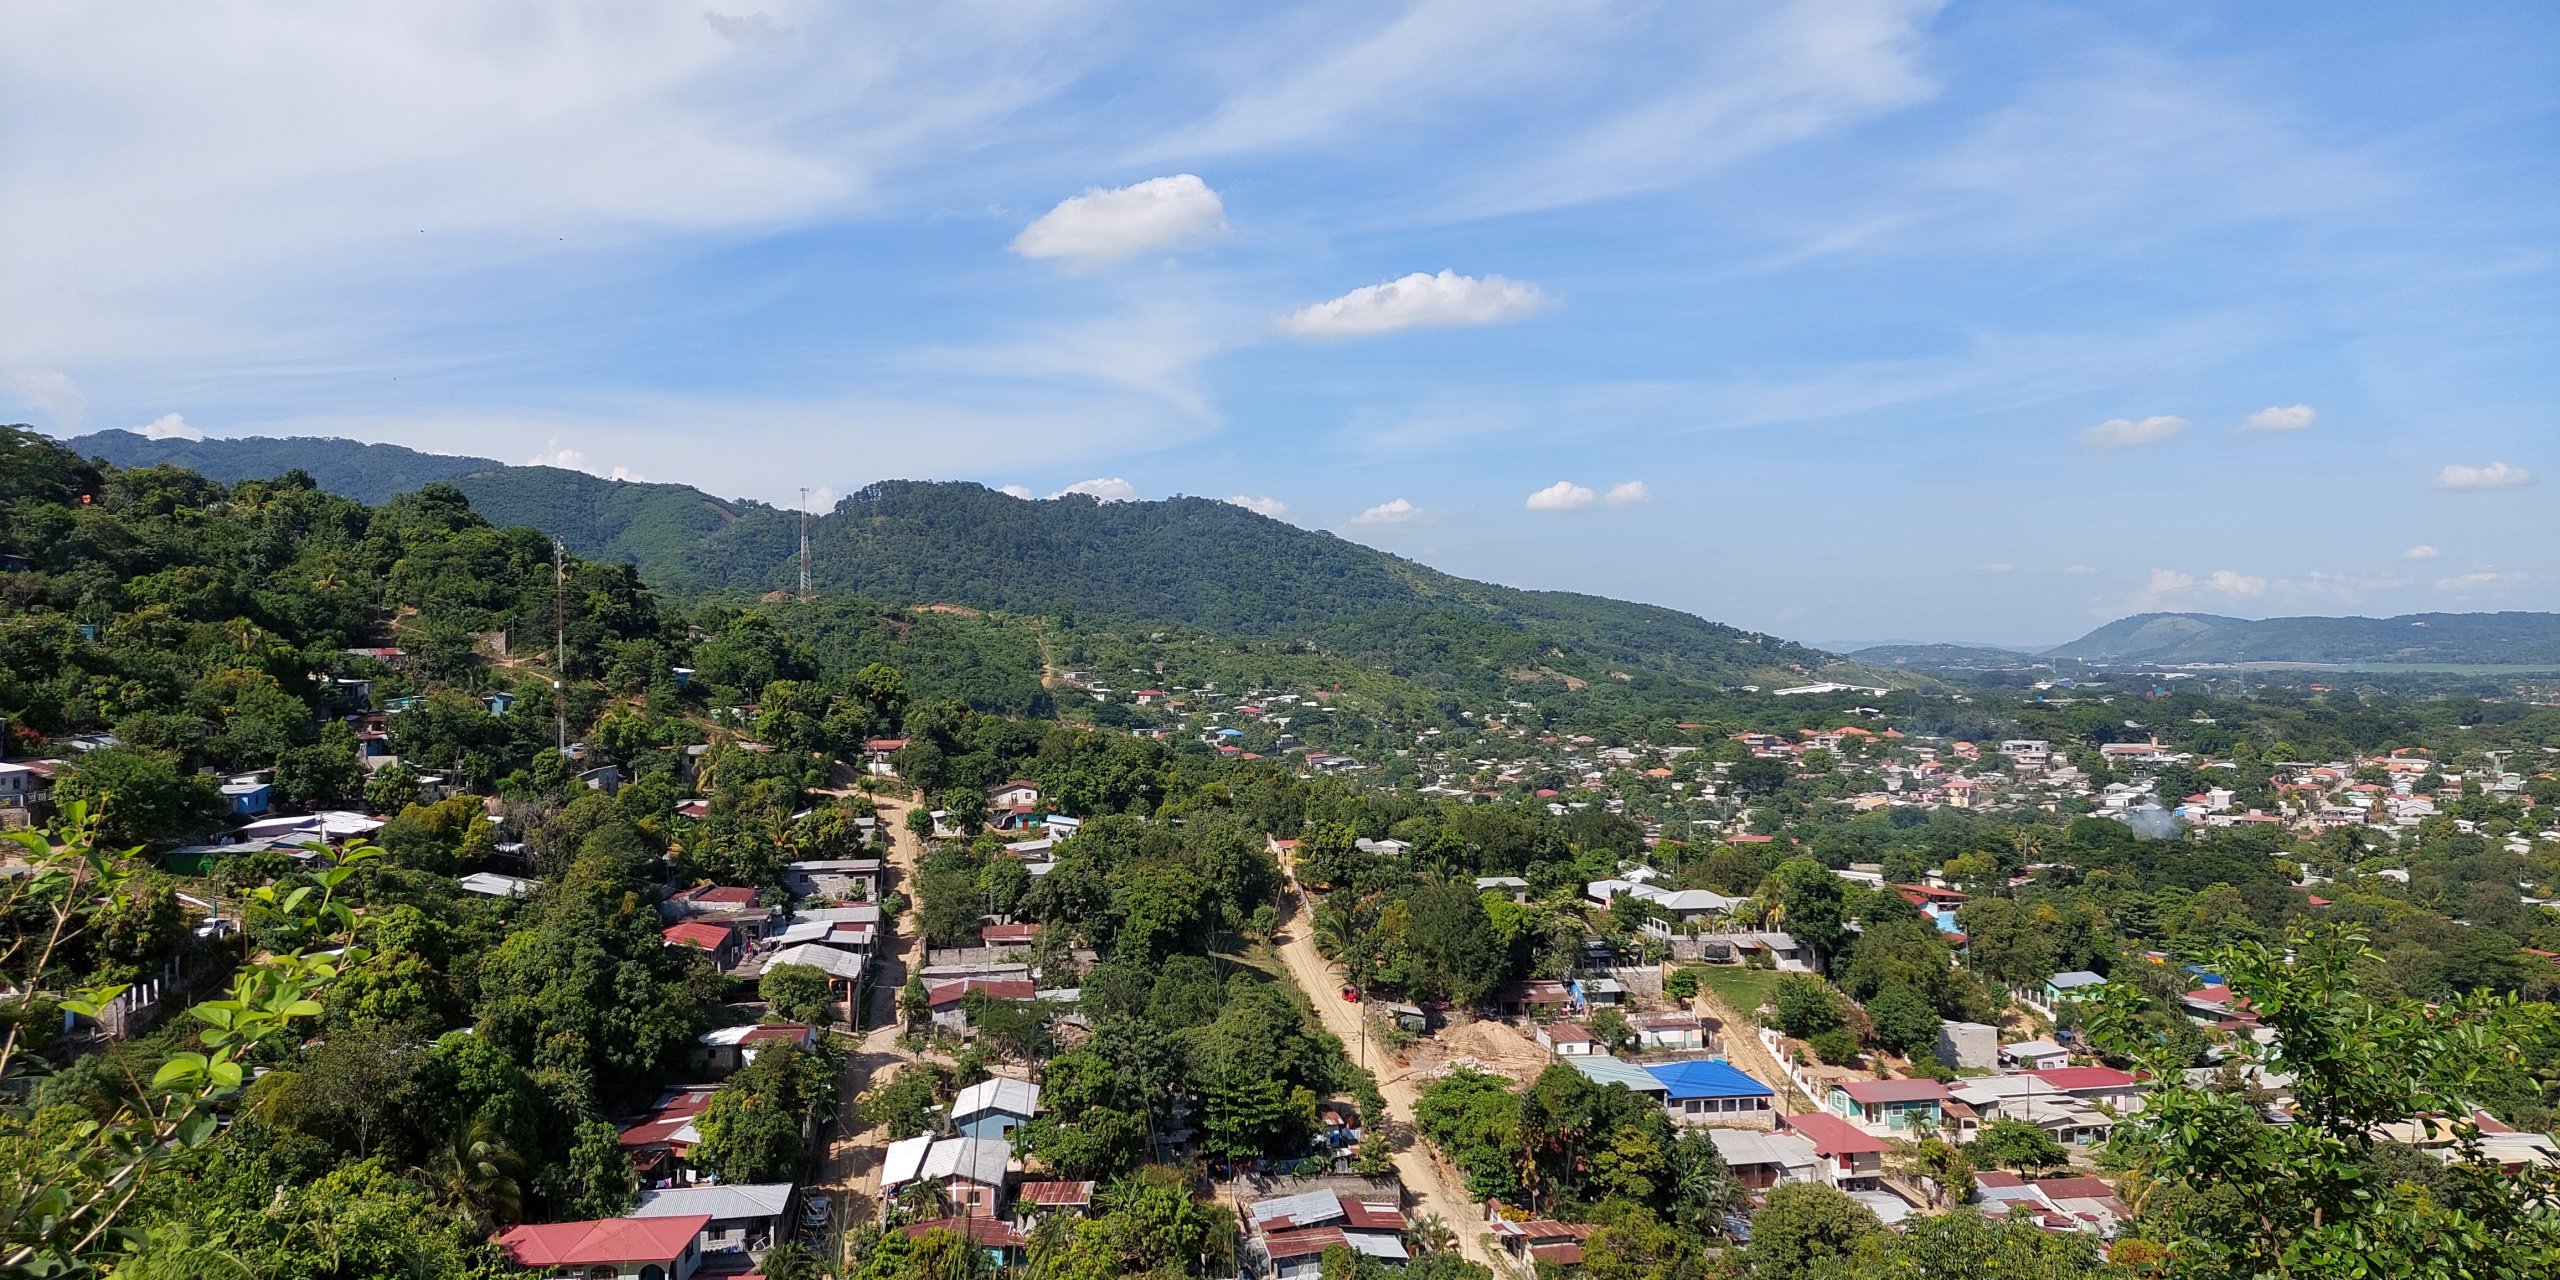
[59, 429, 1853, 689]
[2048, 610, 2560, 665]
[71, 429, 502, 501]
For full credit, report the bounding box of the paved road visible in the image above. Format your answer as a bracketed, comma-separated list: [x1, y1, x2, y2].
[1268, 874, 1502, 1270]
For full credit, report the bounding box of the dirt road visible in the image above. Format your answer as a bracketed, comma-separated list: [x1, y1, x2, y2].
[1269, 879, 1502, 1270]
[1691, 986, 1813, 1115]
[811, 793, 929, 1254]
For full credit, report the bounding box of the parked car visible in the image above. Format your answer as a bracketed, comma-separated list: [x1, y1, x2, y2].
[1340, 986, 1360, 1002]
[801, 1194, 832, 1228]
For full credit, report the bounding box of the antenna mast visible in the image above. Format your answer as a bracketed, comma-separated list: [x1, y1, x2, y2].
[553, 537, 567, 754]
[798, 487, 813, 600]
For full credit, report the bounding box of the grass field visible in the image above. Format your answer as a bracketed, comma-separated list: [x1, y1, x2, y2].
[1691, 964, 1786, 1020]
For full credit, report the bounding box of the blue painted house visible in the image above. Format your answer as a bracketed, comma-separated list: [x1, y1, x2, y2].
[1646, 1059, 1777, 1128]
[950, 1077, 1039, 1142]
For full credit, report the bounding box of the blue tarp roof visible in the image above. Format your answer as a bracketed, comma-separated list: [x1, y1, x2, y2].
[1645, 1059, 1774, 1100]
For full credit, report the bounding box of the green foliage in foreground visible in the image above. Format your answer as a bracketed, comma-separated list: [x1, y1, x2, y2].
[2085, 925, 2560, 1279]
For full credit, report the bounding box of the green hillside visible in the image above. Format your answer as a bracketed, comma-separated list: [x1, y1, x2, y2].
[2046, 610, 2560, 665]
[1849, 642, 2036, 671]
[71, 428, 499, 501]
[56, 431, 1858, 690]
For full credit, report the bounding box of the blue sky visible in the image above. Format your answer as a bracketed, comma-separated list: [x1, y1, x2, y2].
[2, 1, 2552, 646]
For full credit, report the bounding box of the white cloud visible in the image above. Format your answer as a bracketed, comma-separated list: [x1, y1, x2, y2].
[2436, 461, 2533, 490]
[2135, 566, 2268, 609]
[0, 4, 1092, 368]
[2062, 564, 2098, 576]
[608, 466, 646, 482]
[1350, 497, 1420, 525]
[2203, 569, 2267, 598]
[2080, 415, 2187, 447]
[1226, 494, 1289, 518]
[2437, 570, 2523, 593]
[2242, 404, 2316, 431]
[1011, 174, 1227, 265]
[2141, 568, 2197, 601]
[134, 412, 201, 442]
[2402, 544, 2439, 561]
[1280, 270, 1549, 339]
[998, 484, 1035, 500]
[1976, 562, 2015, 574]
[1525, 480, 1596, 511]
[1052, 477, 1138, 502]
[527, 440, 587, 469]
[4, 369, 85, 429]
[1603, 480, 1650, 506]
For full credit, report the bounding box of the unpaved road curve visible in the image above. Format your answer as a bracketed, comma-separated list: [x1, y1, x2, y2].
[1269, 876, 1502, 1270]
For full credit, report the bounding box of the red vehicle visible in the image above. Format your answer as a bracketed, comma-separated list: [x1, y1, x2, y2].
[1340, 986, 1360, 1003]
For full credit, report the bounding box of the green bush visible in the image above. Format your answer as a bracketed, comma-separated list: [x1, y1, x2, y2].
[1810, 1028, 1861, 1065]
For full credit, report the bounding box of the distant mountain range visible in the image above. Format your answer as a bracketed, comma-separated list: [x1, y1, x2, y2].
[1848, 611, 2560, 668]
[1848, 642, 2037, 671]
[64, 429, 1852, 689]
[2039, 611, 2560, 666]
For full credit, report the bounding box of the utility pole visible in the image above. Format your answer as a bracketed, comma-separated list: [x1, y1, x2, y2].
[798, 487, 812, 601]
[552, 537, 567, 755]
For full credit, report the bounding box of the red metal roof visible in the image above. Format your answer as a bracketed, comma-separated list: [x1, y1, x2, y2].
[1016, 1180, 1095, 1206]
[1262, 1227, 1348, 1260]
[927, 978, 1037, 1006]
[678, 884, 758, 905]
[2025, 1067, 2138, 1091]
[1341, 1201, 1408, 1231]
[662, 921, 736, 951]
[1491, 1220, 1591, 1242]
[2030, 1175, 2118, 1201]
[903, 1217, 1025, 1247]
[498, 1215, 708, 1267]
[1834, 1078, 1951, 1103]
[1779, 1111, 1889, 1155]
[1530, 1243, 1585, 1265]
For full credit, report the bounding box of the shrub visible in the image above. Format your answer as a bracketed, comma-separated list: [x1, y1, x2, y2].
[1810, 1028, 1861, 1065]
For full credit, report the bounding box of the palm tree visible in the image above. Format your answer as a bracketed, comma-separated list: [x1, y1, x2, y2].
[413, 1114, 522, 1236]
[1409, 1213, 1458, 1256]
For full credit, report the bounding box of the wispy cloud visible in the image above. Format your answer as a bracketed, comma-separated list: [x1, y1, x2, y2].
[1349, 497, 1421, 525]
[2243, 404, 2315, 431]
[1012, 174, 1227, 265]
[2402, 544, 2438, 560]
[4, 369, 85, 429]
[2132, 566, 2266, 609]
[1604, 481, 1650, 506]
[1226, 494, 1289, 517]
[998, 484, 1035, 499]
[2081, 415, 2187, 447]
[1280, 271, 1549, 338]
[2436, 461, 2532, 490]
[2437, 569, 2523, 593]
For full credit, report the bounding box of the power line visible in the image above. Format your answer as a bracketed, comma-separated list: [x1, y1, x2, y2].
[798, 487, 812, 600]
[553, 537, 567, 755]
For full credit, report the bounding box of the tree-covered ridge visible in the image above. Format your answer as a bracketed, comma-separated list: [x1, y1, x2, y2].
[51, 430, 1852, 691]
[68, 429, 502, 502]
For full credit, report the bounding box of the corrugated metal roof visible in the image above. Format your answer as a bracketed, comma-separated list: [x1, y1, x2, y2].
[1565, 1054, 1668, 1094]
[632, 1182, 793, 1220]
